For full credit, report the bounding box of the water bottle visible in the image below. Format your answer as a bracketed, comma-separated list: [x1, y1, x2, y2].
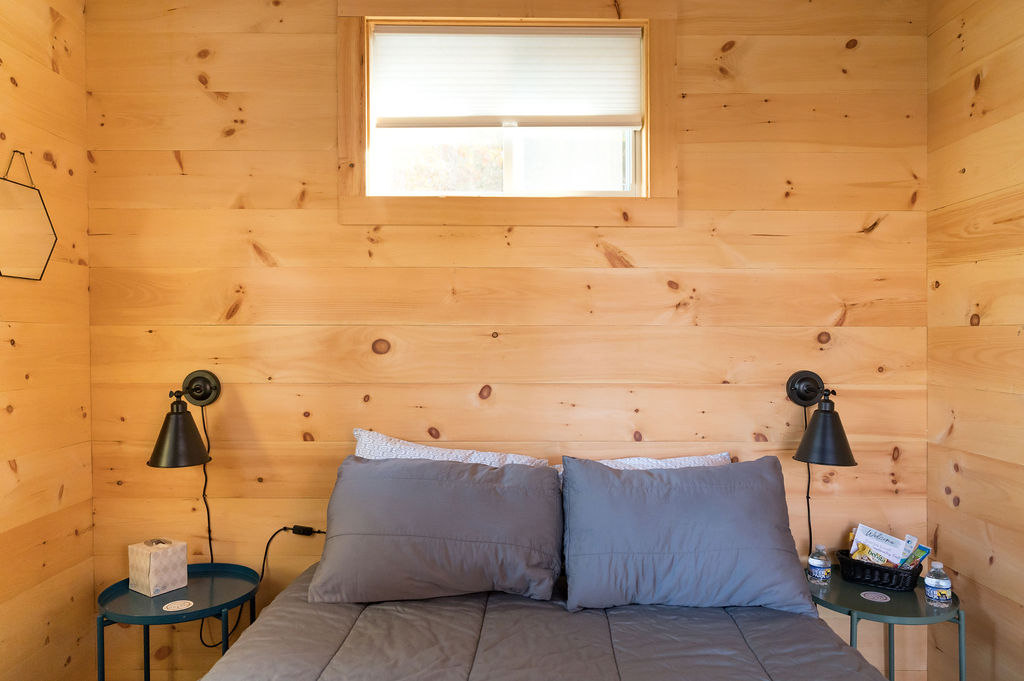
[924, 561, 953, 607]
[807, 544, 831, 585]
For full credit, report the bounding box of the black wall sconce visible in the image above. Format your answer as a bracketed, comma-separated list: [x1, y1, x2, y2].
[149, 370, 222, 561]
[786, 370, 857, 554]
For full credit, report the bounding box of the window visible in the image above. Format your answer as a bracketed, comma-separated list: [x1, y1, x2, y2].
[365, 24, 645, 197]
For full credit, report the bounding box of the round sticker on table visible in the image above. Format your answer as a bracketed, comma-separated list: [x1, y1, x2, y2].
[859, 591, 891, 603]
[162, 600, 194, 612]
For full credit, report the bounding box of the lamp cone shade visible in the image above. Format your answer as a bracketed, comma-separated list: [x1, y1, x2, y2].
[148, 399, 211, 467]
[793, 396, 857, 467]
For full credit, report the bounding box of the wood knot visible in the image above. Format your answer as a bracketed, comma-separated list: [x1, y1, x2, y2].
[491, 331, 499, 338]
[633, 431, 643, 442]
[969, 313, 980, 326]
[427, 427, 440, 439]
[944, 486, 951, 495]
[4, 404, 13, 413]
[720, 40, 735, 52]
[196, 49, 210, 59]
[154, 646, 172, 661]
[952, 496, 960, 507]
[667, 280, 679, 290]
[845, 38, 858, 49]
[891, 446, 901, 461]
[302, 411, 310, 418]
[817, 331, 831, 344]
[974, 73, 981, 90]
[621, 211, 629, 222]
[478, 385, 492, 400]
[953, 462, 960, 472]
[932, 280, 941, 289]
[302, 432, 315, 441]
[752, 432, 768, 442]
[371, 338, 391, 354]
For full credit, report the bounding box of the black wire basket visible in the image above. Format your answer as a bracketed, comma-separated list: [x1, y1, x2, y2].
[836, 549, 922, 591]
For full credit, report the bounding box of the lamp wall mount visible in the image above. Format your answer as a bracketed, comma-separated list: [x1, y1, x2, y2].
[786, 370, 825, 407]
[182, 369, 221, 407]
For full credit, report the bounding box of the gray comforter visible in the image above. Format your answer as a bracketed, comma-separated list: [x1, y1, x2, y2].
[202, 565, 884, 681]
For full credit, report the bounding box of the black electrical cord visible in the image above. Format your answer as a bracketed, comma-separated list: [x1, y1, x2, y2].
[200, 405, 214, 564]
[804, 405, 813, 555]
[261, 527, 289, 583]
[197, 403, 234, 648]
[260, 525, 326, 583]
[200, 606, 244, 649]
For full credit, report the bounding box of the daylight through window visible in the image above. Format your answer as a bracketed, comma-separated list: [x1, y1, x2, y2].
[366, 24, 645, 197]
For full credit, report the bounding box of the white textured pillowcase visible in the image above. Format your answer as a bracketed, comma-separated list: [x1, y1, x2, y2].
[553, 452, 731, 474]
[353, 428, 550, 468]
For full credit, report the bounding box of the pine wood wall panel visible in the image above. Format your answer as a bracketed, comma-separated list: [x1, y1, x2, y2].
[86, 0, 338, 34]
[0, 2, 92, 680]
[928, 1, 1024, 679]
[681, 92, 926, 153]
[87, 0, 927, 677]
[88, 209, 923, 269]
[90, 325, 925, 386]
[90, 266, 925, 327]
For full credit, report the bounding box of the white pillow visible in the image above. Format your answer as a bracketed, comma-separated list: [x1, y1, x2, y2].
[553, 452, 731, 474]
[353, 428, 550, 468]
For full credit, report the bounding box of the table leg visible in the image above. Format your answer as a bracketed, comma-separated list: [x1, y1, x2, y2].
[221, 607, 229, 654]
[887, 622, 895, 680]
[250, 596, 257, 624]
[143, 624, 150, 681]
[96, 616, 106, 681]
[850, 612, 859, 649]
[958, 609, 967, 681]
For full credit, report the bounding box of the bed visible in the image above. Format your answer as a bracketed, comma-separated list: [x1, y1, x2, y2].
[201, 566, 884, 681]
[201, 430, 886, 681]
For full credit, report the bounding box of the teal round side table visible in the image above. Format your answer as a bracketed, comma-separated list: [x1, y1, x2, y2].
[810, 567, 965, 681]
[97, 562, 258, 681]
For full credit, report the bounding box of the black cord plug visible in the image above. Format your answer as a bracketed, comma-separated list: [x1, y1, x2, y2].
[259, 525, 326, 583]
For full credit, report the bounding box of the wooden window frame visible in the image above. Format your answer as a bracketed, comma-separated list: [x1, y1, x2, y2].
[337, 6, 677, 227]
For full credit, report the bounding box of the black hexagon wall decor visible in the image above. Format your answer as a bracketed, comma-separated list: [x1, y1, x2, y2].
[1, 150, 58, 281]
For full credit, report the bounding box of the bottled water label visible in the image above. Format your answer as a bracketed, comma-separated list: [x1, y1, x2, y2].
[808, 562, 831, 582]
[925, 581, 952, 603]
[807, 556, 831, 583]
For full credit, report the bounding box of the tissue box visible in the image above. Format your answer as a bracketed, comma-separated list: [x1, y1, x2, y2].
[129, 538, 187, 597]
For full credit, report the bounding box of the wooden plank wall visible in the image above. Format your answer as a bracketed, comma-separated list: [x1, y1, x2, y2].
[0, 1, 93, 680]
[86, 1, 927, 678]
[928, 1, 1024, 679]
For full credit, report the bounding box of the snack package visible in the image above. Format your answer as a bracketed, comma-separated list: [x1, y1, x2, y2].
[900, 534, 919, 562]
[900, 543, 931, 571]
[849, 523, 906, 567]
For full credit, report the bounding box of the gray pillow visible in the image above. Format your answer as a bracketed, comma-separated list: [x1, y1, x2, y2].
[308, 456, 563, 603]
[561, 455, 815, 616]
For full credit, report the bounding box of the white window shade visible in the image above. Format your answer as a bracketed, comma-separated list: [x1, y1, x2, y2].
[370, 25, 644, 128]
